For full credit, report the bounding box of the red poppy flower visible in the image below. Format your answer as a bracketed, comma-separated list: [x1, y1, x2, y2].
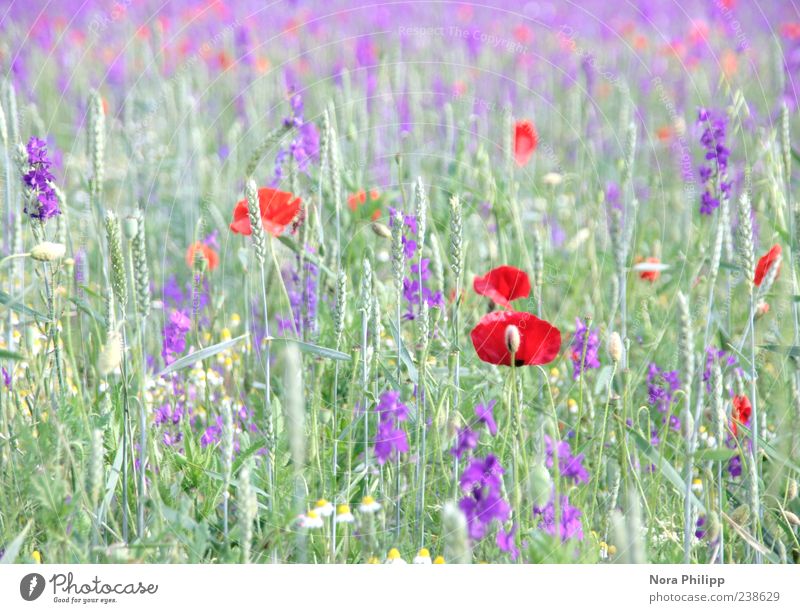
[754, 244, 781, 286]
[348, 188, 381, 212]
[637, 256, 662, 282]
[185, 242, 219, 271]
[348, 189, 367, 211]
[473, 265, 531, 308]
[230, 187, 301, 237]
[731, 394, 752, 436]
[514, 120, 538, 166]
[470, 310, 561, 367]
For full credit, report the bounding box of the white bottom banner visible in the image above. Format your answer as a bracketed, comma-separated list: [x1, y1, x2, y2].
[0, 564, 797, 612]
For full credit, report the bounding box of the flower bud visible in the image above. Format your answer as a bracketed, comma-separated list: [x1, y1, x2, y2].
[730, 504, 750, 526]
[608, 331, 623, 363]
[784, 511, 800, 527]
[787, 478, 798, 501]
[705, 512, 720, 543]
[123, 215, 139, 240]
[30, 242, 66, 262]
[505, 325, 520, 355]
[528, 462, 552, 509]
[371, 221, 391, 239]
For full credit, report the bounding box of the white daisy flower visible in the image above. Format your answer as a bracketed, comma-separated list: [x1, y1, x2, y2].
[359, 495, 381, 514]
[385, 548, 406, 564]
[299, 510, 324, 529]
[335, 504, 355, 524]
[413, 548, 432, 564]
[314, 499, 334, 517]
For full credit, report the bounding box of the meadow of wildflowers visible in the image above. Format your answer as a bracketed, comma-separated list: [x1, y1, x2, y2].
[0, 0, 799, 567]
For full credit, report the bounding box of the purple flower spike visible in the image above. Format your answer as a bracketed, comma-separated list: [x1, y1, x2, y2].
[474, 400, 498, 436]
[21, 136, 60, 221]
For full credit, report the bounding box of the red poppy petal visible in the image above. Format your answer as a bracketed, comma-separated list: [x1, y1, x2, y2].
[471, 311, 561, 366]
[754, 244, 781, 286]
[514, 120, 538, 166]
[474, 265, 532, 308]
[517, 316, 562, 365]
[229, 201, 253, 235]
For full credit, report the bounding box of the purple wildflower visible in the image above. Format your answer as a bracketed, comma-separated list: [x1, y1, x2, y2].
[695, 516, 706, 540]
[21, 136, 60, 221]
[373, 390, 409, 464]
[161, 310, 191, 366]
[278, 246, 319, 337]
[450, 427, 478, 460]
[458, 454, 511, 541]
[474, 400, 498, 436]
[374, 419, 409, 464]
[544, 435, 589, 484]
[460, 454, 505, 492]
[375, 390, 410, 422]
[703, 346, 739, 393]
[570, 318, 600, 379]
[533, 492, 584, 542]
[697, 108, 731, 215]
[496, 523, 519, 560]
[727, 454, 742, 478]
[389, 208, 443, 320]
[273, 89, 320, 185]
[647, 363, 682, 431]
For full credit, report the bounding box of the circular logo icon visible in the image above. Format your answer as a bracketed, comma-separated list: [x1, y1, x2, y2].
[20, 573, 45, 601]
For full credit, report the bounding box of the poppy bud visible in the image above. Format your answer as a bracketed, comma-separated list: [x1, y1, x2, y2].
[123, 215, 139, 240]
[528, 462, 552, 509]
[371, 221, 391, 239]
[505, 325, 521, 354]
[784, 511, 800, 527]
[788, 478, 798, 501]
[608, 331, 623, 363]
[30, 242, 66, 262]
[730, 504, 750, 526]
[705, 512, 720, 543]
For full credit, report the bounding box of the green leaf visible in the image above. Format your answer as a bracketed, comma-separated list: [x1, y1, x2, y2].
[0, 348, 25, 361]
[629, 426, 706, 514]
[695, 448, 737, 462]
[267, 337, 350, 361]
[0, 521, 32, 563]
[387, 319, 418, 384]
[98, 432, 125, 524]
[593, 365, 614, 396]
[759, 344, 800, 358]
[0, 290, 49, 321]
[158, 334, 249, 376]
[69, 296, 106, 328]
